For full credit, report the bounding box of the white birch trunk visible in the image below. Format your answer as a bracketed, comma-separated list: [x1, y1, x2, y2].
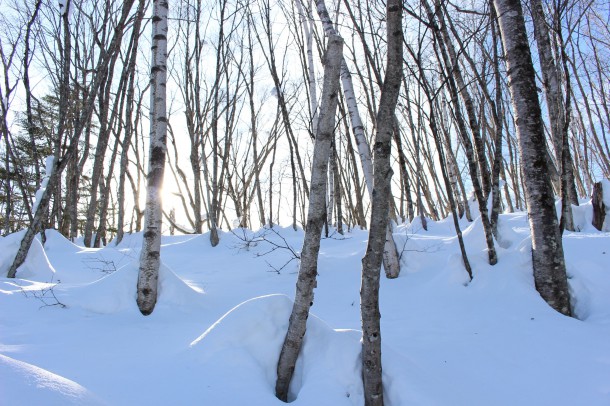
[313, 0, 401, 278]
[494, 0, 572, 316]
[136, 0, 168, 316]
[275, 34, 344, 402]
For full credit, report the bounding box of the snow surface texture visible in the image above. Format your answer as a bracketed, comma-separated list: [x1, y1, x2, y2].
[0, 354, 104, 405]
[1, 208, 609, 405]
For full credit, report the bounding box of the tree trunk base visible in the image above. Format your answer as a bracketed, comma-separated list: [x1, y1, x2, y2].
[592, 181, 608, 231]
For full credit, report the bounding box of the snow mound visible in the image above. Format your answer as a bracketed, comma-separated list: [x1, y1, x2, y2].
[408, 215, 433, 232]
[0, 231, 56, 282]
[0, 353, 105, 405]
[189, 294, 363, 405]
[41, 230, 82, 254]
[111, 231, 143, 249]
[496, 212, 531, 249]
[571, 201, 593, 232]
[57, 261, 203, 313]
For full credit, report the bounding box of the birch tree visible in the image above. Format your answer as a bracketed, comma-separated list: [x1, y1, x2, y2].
[529, 0, 578, 231]
[313, 0, 402, 278]
[136, 0, 168, 315]
[275, 34, 344, 402]
[493, 0, 571, 315]
[360, 0, 403, 403]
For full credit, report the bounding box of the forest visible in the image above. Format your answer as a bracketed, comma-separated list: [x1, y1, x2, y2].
[1, 0, 609, 404]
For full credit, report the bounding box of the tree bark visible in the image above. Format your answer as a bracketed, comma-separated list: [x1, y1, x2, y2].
[489, 8, 505, 238]
[136, 0, 168, 316]
[494, 0, 572, 316]
[591, 181, 607, 231]
[314, 0, 401, 278]
[275, 34, 343, 403]
[529, 0, 578, 231]
[360, 1, 402, 404]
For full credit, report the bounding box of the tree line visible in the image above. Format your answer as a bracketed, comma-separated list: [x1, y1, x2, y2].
[1, 0, 608, 244]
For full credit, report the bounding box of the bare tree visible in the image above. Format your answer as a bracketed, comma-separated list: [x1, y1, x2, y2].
[6, 0, 136, 277]
[360, 0, 402, 403]
[136, 0, 168, 315]
[529, 0, 578, 231]
[493, 0, 571, 315]
[116, 0, 147, 245]
[275, 33, 343, 403]
[422, 0, 497, 266]
[315, 0, 402, 278]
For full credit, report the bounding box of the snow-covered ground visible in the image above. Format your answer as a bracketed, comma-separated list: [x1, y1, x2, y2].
[1, 204, 609, 405]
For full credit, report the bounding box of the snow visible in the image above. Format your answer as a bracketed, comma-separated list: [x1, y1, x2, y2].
[58, 1, 73, 17]
[188, 294, 363, 404]
[0, 354, 104, 406]
[0, 230, 56, 281]
[602, 179, 610, 208]
[1, 207, 610, 405]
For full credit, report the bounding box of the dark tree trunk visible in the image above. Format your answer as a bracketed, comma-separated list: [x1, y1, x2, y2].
[116, 0, 147, 245]
[494, 0, 572, 316]
[591, 181, 607, 231]
[360, 1, 402, 404]
[530, 0, 578, 231]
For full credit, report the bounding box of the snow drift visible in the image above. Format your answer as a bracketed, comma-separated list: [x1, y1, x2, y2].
[1, 207, 609, 405]
[188, 294, 363, 405]
[56, 261, 204, 314]
[0, 354, 104, 405]
[0, 231, 56, 281]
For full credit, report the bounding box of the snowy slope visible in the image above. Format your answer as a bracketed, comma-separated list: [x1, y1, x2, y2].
[1, 208, 609, 405]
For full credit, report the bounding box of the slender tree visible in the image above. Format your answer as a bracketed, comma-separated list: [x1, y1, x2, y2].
[22, 0, 44, 191]
[493, 0, 571, 315]
[116, 0, 147, 245]
[529, 0, 578, 231]
[422, 0, 497, 266]
[275, 34, 344, 402]
[314, 0, 402, 278]
[136, 0, 169, 315]
[360, 0, 402, 403]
